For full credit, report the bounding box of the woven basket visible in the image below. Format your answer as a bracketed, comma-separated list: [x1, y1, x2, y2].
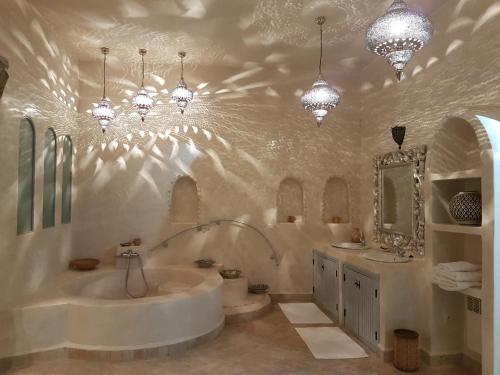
[394, 329, 419, 372]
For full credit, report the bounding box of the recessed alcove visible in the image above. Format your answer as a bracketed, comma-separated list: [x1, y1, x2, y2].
[427, 115, 489, 369]
[430, 117, 481, 175]
[169, 176, 200, 224]
[277, 177, 304, 223]
[322, 177, 350, 224]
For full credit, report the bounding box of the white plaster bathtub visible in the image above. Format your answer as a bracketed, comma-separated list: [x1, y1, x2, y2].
[0, 266, 224, 359]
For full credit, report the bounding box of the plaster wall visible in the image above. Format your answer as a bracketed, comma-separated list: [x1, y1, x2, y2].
[0, 2, 80, 305]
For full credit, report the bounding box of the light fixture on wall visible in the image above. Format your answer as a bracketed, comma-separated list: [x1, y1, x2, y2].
[366, 0, 432, 81]
[92, 47, 116, 133]
[132, 49, 154, 122]
[171, 51, 193, 114]
[300, 16, 341, 127]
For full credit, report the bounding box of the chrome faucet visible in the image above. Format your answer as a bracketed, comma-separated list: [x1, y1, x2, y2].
[360, 231, 366, 247]
[118, 249, 140, 258]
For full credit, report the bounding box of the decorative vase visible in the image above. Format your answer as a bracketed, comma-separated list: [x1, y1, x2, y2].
[351, 228, 362, 243]
[449, 191, 482, 226]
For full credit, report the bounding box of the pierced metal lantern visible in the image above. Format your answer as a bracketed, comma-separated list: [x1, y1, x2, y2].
[300, 16, 341, 127]
[391, 126, 406, 149]
[132, 49, 154, 122]
[92, 47, 116, 132]
[366, 0, 433, 80]
[171, 51, 193, 114]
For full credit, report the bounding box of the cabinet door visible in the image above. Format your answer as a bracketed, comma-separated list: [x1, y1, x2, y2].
[313, 253, 324, 304]
[342, 265, 380, 349]
[322, 257, 339, 320]
[357, 272, 380, 347]
[343, 267, 359, 334]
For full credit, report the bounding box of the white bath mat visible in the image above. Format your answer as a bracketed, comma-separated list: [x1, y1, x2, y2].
[296, 327, 368, 359]
[279, 303, 332, 324]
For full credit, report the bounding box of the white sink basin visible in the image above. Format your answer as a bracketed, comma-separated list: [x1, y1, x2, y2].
[363, 251, 411, 263]
[331, 242, 370, 250]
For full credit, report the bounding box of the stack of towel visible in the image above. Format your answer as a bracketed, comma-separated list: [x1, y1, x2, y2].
[433, 261, 482, 291]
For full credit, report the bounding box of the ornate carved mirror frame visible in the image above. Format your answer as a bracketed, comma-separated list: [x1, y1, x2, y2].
[373, 145, 427, 256]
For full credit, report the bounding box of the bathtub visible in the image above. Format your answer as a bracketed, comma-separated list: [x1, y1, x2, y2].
[0, 265, 224, 359]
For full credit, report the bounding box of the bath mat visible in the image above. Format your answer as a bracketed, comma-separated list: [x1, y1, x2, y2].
[278, 303, 332, 324]
[296, 327, 368, 359]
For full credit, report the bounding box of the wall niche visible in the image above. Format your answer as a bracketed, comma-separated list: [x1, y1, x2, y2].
[322, 177, 350, 224]
[169, 176, 200, 224]
[277, 177, 304, 223]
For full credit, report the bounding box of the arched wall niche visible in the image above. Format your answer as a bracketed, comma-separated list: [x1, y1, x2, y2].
[169, 175, 200, 224]
[322, 177, 350, 224]
[277, 177, 304, 223]
[430, 116, 482, 174]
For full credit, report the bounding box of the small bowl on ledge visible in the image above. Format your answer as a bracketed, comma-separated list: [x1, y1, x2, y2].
[220, 269, 242, 279]
[69, 258, 100, 271]
[248, 284, 269, 294]
[194, 259, 216, 268]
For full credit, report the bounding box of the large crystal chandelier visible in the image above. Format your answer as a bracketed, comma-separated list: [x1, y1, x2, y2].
[366, 0, 433, 81]
[132, 49, 154, 122]
[301, 17, 341, 127]
[92, 47, 116, 133]
[171, 51, 193, 114]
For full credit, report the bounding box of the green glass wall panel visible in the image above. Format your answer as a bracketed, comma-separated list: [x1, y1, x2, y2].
[61, 136, 72, 224]
[42, 128, 56, 228]
[17, 118, 35, 234]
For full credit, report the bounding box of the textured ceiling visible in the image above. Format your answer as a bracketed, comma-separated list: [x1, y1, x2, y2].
[21, 0, 448, 91]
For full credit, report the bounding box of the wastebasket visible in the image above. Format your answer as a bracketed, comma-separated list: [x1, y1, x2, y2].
[393, 329, 419, 372]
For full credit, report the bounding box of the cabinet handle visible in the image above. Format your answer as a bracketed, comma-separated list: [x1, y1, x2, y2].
[321, 264, 324, 270]
[354, 280, 360, 288]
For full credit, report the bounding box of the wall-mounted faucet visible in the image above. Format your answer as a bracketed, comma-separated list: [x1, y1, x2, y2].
[118, 249, 140, 258]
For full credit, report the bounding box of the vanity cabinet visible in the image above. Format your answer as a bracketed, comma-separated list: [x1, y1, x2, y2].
[312, 251, 340, 321]
[342, 264, 380, 349]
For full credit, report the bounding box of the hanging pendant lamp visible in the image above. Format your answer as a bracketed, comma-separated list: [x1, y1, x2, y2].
[171, 51, 193, 114]
[92, 47, 116, 133]
[300, 17, 341, 127]
[132, 49, 154, 122]
[366, 0, 433, 81]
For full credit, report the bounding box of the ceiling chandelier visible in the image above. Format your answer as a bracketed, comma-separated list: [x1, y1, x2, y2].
[171, 51, 193, 114]
[301, 16, 341, 127]
[92, 47, 116, 133]
[366, 0, 433, 81]
[132, 49, 154, 122]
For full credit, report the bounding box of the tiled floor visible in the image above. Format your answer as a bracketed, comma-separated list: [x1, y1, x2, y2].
[3, 304, 474, 375]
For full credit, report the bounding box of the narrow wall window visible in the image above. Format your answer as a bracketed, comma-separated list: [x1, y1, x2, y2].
[17, 118, 35, 234]
[43, 128, 56, 228]
[61, 136, 72, 224]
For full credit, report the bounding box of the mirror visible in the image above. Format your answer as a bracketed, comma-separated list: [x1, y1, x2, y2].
[381, 165, 413, 235]
[374, 146, 427, 256]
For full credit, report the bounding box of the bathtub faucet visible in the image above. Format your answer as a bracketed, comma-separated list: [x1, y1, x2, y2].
[118, 249, 140, 258]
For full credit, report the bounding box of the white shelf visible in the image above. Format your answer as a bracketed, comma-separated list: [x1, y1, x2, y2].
[432, 223, 482, 235]
[430, 168, 481, 181]
[459, 287, 483, 299]
[433, 283, 482, 299]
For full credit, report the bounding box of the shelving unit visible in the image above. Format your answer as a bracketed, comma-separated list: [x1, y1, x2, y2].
[431, 223, 482, 236]
[430, 168, 481, 182]
[426, 116, 488, 371]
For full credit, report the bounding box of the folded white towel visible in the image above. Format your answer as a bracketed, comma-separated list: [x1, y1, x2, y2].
[433, 269, 482, 282]
[436, 261, 481, 272]
[433, 275, 481, 291]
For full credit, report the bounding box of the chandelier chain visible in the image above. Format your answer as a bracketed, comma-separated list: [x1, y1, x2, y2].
[103, 53, 107, 98]
[141, 53, 145, 87]
[319, 21, 323, 75]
